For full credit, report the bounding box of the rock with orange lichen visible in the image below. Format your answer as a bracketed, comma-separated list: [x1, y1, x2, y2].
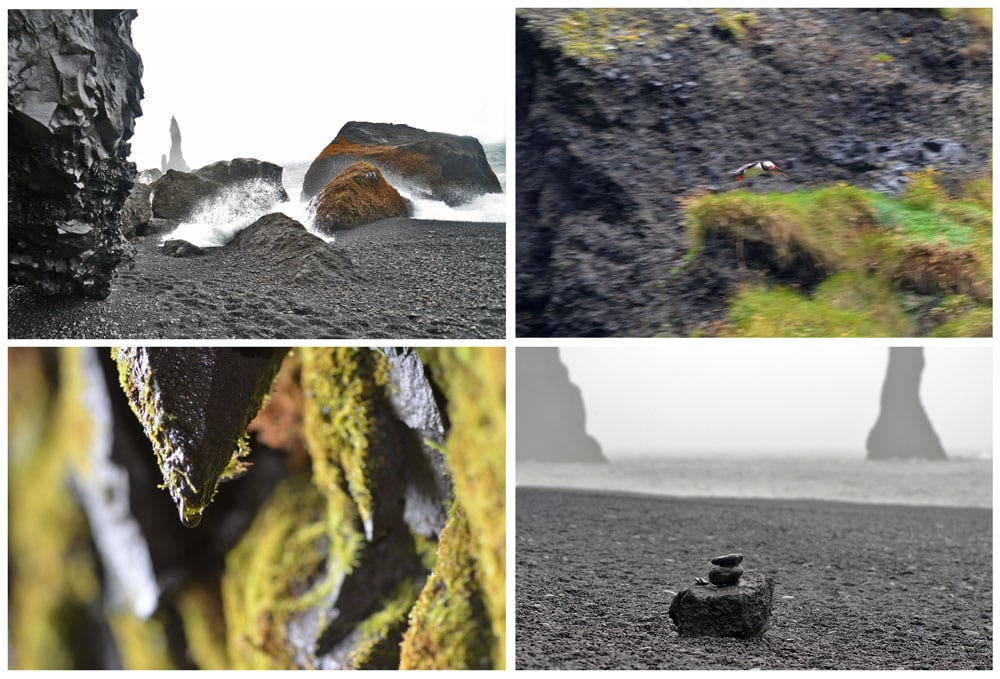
[309, 162, 412, 234]
[301, 122, 502, 206]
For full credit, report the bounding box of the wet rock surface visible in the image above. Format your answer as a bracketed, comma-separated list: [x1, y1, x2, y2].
[516, 9, 992, 336]
[517, 488, 992, 669]
[151, 170, 222, 220]
[302, 121, 503, 205]
[8, 9, 144, 299]
[114, 347, 288, 527]
[193, 158, 289, 202]
[150, 158, 288, 221]
[119, 183, 153, 239]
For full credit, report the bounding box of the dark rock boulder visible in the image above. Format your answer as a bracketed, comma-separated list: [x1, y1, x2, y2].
[161, 239, 205, 257]
[195, 158, 286, 192]
[310, 161, 412, 234]
[515, 347, 606, 463]
[161, 115, 190, 172]
[669, 572, 775, 638]
[302, 121, 502, 206]
[194, 158, 289, 201]
[8, 9, 144, 299]
[119, 183, 152, 238]
[150, 170, 221, 220]
[866, 347, 947, 460]
[151, 159, 289, 221]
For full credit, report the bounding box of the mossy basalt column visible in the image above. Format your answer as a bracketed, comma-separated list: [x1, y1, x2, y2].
[113, 347, 288, 526]
[866, 347, 947, 460]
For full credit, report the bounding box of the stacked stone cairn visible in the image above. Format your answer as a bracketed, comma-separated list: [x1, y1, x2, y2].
[708, 553, 744, 586]
[669, 552, 774, 639]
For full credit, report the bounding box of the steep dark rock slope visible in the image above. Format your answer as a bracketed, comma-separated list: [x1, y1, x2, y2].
[516, 8, 991, 336]
[8, 10, 143, 299]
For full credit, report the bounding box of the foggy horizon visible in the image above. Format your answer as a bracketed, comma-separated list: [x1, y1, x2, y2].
[558, 346, 992, 460]
[128, 9, 506, 172]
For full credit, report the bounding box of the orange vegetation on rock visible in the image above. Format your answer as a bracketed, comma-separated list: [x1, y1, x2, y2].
[310, 161, 412, 234]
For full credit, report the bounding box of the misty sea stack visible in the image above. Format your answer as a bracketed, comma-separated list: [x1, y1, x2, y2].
[867, 347, 947, 461]
[515, 348, 606, 464]
[302, 121, 502, 206]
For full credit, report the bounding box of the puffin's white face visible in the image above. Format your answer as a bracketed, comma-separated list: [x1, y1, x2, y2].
[761, 161, 775, 171]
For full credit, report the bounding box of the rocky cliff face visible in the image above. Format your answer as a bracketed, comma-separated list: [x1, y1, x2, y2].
[516, 9, 992, 336]
[8, 10, 143, 299]
[867, 347, 947, 460]
[516, 347, 606, 463]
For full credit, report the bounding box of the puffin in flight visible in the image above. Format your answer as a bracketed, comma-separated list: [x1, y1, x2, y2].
[734, 160, 787, 181]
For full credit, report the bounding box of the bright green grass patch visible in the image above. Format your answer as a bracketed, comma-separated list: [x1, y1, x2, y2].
[726, 272, 915, 337]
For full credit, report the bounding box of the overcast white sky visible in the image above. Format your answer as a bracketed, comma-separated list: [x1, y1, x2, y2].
[128, 8, 506, 171]
[560, 345, 992, 459]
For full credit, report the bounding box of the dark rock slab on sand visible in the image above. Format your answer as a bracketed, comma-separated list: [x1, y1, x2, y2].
[669, 571, 774, 638]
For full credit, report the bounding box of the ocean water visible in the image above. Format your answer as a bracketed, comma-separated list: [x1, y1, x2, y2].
[517, 456, 992, 508]
[163, 141, 506, 248]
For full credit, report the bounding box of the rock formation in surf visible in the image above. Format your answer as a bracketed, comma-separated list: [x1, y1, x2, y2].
[310, 161, 412, 233]
[516, 347, 606, 463]
[866, 347, 947, 461]
[8, 9, 143, 299]
[161, 116, 190, 172]
[302, 121, 502, 206]
[150, 158, 288, 221]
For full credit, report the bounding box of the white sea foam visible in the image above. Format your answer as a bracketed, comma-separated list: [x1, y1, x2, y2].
[162, 179, 288, 247]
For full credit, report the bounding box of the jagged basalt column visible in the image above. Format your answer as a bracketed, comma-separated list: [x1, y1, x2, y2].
[866, 347, 947, 461]
[8, 9, 143, 299]
[516, 347, 606, 463]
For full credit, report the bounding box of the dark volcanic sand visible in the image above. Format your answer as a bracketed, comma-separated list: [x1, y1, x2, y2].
[8, 217, 505, 339]
[516, 487, 992, 670]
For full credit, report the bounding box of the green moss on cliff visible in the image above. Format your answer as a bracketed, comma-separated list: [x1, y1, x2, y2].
[400, 506, 496, 669]
[300, 347, 391, 538]
[417, 347, 506, 668]
[222, 474, 362, 669]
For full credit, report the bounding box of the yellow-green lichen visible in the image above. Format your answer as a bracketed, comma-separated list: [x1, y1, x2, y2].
[348, 576, 425, 669]
[222, 474, 364, 669]
[417, 347, 506, 668]
[300, 347, 391, 539]
[107, 610, 175, 669]
[8, 348, 102, 669]
[176, 580, 230, 670]
[400, 506, 496, 669]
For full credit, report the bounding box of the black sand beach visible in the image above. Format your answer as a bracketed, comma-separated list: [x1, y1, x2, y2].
[8, 217, 504, 340]
[516, 487, 992, 670]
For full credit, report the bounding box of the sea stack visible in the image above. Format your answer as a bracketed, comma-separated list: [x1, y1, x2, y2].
[515, 348, 606, 463]
[162, 115, 191, 172]
[866, 347, 947, 461]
